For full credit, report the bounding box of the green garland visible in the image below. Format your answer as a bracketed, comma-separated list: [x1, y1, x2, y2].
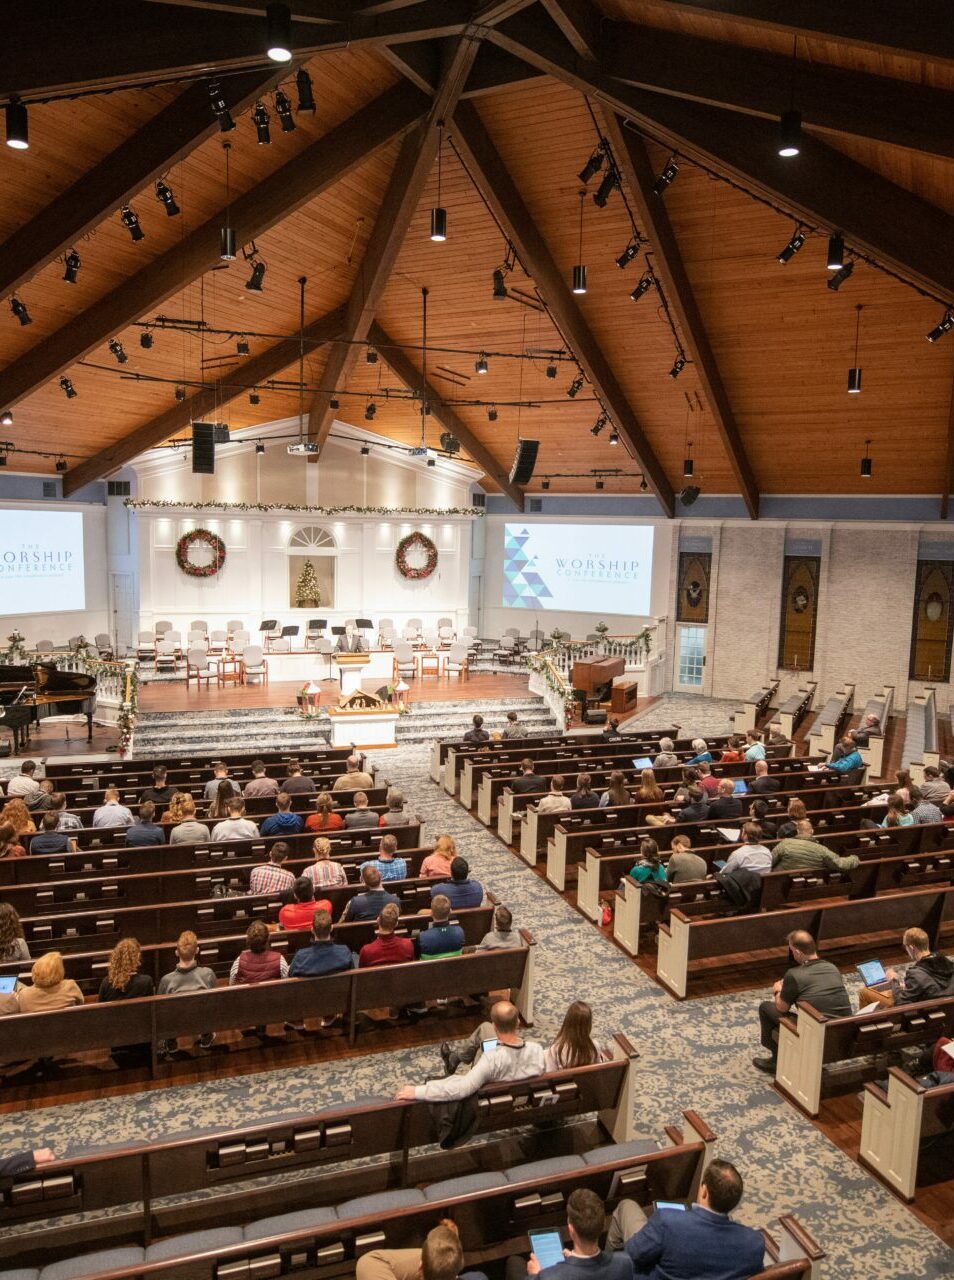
[67, 649, 140, 758]
[526, 628, 655, 712]
[125, 500, 484, 518]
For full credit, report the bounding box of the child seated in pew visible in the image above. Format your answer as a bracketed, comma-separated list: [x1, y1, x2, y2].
[627, 838, 666, 887]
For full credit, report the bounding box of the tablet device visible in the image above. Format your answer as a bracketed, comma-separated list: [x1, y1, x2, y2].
[713, 859, 727, 870]
[529, 1231, 565, 1270]
[653, 1201, 688, 1212]
[0, 975, 17, 993]
[632, 757, 653, 770]
[733, 779, 748, 795]
[857, 959, 888, 987]
[481, 1037, 498, 1053]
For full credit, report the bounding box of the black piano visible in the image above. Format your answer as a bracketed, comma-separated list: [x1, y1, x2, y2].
[0, 663, 97, 751]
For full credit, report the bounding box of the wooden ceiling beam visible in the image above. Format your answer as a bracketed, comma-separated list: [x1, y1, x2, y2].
[538, 0, 601, 59]
[0, 67, 286, 302]
[63, 305, 347, 495]
[461, 43, 545, 97]
[369, 321, 523, 506]
[452, 99, 676, 516]
[941, 373, 954, 521]
[308, 36, 480, 449]
[0, 82, 428, 413]
[489, 13, 954, 303]
[602, 111, 759, 518]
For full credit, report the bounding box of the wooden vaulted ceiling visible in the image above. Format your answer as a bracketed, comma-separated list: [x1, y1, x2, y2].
[3, 0, 954, 517]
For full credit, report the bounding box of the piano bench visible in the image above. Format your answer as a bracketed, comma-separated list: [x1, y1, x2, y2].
[583, 709, 608, 725]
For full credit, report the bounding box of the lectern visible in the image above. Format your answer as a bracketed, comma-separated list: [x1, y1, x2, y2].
[334, 652, 370, 696]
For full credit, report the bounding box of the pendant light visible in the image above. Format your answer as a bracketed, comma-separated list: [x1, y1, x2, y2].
[220, 142, 235, 260]
[848, 303, 863, 394]
[430, 123, 447, 241]
[572, 190, 587, 294]
[860, 438, 873, 477]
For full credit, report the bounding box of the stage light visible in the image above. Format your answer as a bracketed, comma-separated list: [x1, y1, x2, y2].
[266, 3, 292, 62]
[492, 269, 507, 300]
[827, 261, 854, 292]
[360, 444, 370, 456]
[860, 439, 873, 476]
[630, 274, 653, 302]
[366, 346, 378, 365]
[440, 431, 460, 453]
[430, 207, 447, 242]
[608, 427, 619, 445]
[140, 330, 153, 349]
[175, 385, 186, 401]
[616, 241, 639, 269]
[296, 67, 316, 113]
[10, 296, 31, 326]
[329, 396, 339, 410]
[60, 377, 77, 399]
[683, 451, 694, 477]
[572, 265, 587, 295]
[220, 227, 236, 260]
[63, 249, 81, 284]
[541, 479, 550, 490]
[246, 260, 266, 292]
[827, 232, 844, 271]
[253, 101, 271, 144]
[426, 456, 436, 467]
[237, 337, 250, 355]
[653, 158, 678, 196]
[591, 414, 606, 437]
[155, 178, 180, 216]
[777, 109, 801, 158]
[927, 311, 954, 342]
[488, 406, 498, 422]
[578, 150, 603, 185]
[567, 374, 583, 398]
[777, 227, 805, 265]
[209, 81, 235, 132]
[639, 475, 648, 492]
[475, 352, 488, 375]
[120, 205, 144, 241]
[251, 393, 261, 407]
[847, 303, 863, 394]
[0, 410, 11, 425]
[670, 354, 686, 378]
[545, 362, 557, 379]
[595, 478, 604, 490]
[55, 457, 67, 472]
[275, 89, 295, 132]
[5, 98, 27, 150]
[108, 339, 128, 365]
[255, 440, 265, 452]
[365, 401, 376, 420]
[593, 168, 618, 208]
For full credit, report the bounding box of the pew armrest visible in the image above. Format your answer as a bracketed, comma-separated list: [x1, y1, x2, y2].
[518, 927, 536, 947]
[611, 1032, 639, 1060]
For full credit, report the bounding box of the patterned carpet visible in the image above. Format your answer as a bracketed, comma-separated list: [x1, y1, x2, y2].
[3, 738, 952, 1278]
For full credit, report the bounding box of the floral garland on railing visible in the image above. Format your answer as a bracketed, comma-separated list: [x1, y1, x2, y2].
[65, 652, 141, 757]
[545, 628, 654, 662]
[525, 652, 576, 711]
[124, 500, 484, 518]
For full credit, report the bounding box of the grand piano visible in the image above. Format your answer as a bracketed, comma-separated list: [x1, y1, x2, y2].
[0, 663, 97, 751]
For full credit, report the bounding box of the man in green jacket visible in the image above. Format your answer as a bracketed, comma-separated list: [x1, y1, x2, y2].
[770, 822, 860, 873]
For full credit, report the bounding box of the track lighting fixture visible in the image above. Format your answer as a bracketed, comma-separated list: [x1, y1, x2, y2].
[777, 109, 801, 158]
[265, 3, 293, 62]
[174, 385, 186, 401]
[670, 354, 687, 379]
[59, 377, 77, 399]
[542, 479, 550, 490]
[430, 123, 447, 242]
[572, 190, 587, 294]
[475, 352, 488, 375]
[251, 393, 261, 407]
[639, 475, 649, 492]
[329, 396, 339, 410]
[245, 259, 266, 292]
[653, 158, 678, 196]
[545, 362, 557, 380]
[140, 330, 153, 349]
[296, 67, 316, 114]
[365, 401, 377, 420]
[860, 438, 872, 477]
[255, 439, 265, 451]
[63, 249, 81, 284]
[777, 226, 806, 265]
[683, 444, 694, 477]
[440, 431, 460, 454]
[155, 178, 180, 216]
[630, 274, 653, 302]
[847, 303, 863, 394]
[567, 374, 583, 398]
[595, 478, 605, 490]
[10, 296, 30, 326]
[488, 406, 498, 422]
[608, 427, 619, 445]
[5, 98, 27, 150]
[120, 205, 144, 241]
[593, 166, 618, 208]
[927, 311, 954, 343]
[275, 89, 295, 132]
[616, 241, 639, 269]
[108, 339, 128, 365]
[209, 81, 235, 133]
[360, 444, 370, 456]
[55, 457, 67, 473]
[578, 150, 603, 185]
[253, 101, 271, 145]
[591, 414, 607, 437]
[0, 410, 12, 426]
[827, 261, 854, 292]
[492, 269, 507, 300]
[827, 233, 844, 271]
[366, 346, 378, 365]
[236, 336, 250, 355]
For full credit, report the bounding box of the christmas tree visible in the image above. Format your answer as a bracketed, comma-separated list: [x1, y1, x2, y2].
[294, 558, 321, 608]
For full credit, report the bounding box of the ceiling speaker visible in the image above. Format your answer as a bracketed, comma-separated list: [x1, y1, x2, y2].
[191, 421, 215, 475]
[510, 438, 539, 485]
[679, 485, 701, 507]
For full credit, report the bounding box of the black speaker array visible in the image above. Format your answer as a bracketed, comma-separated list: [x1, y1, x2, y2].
[509, 438, 539, 485]
[191, 422, 215, 474]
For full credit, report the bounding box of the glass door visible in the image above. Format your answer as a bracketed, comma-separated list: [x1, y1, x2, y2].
[675, 624, 706, 691]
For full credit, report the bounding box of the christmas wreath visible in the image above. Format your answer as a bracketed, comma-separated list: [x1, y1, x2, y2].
[395, 531, 438, 580]
[176, 528, 226, 578]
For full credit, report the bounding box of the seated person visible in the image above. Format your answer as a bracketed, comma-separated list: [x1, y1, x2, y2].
[696, 762, 719, 797]
[333, 754, 374, 792]
[169, 796, 211, 845]
[259, 792, 304, 836]
[722, 823, 773, 876]
[50, 792, 82, 832]
[6, 760, 41, 802]
[635, 769, 664, 809]
[502, 710, 524, 739]
[753, 929, 850, 1072]
[675, 784, 708, 825]
[826, 735, 862, 773]
[748, 798, 776, 839]
[379, 787, 410, 827]
[431, 855, 483, 908]
[917, 765, 949, 805]
[511, 759, 547, 795]
[770, 823, 859, 873]
[141, 766, 175, 806]
[206, 779, 238, 823]
[356, 1219, 485, 1280]
[743, 730, 766, 762]
[849, 712, 881, 748]
[99, 937, 154, 1002]
[748, 760, 779, 794]
[0, 822, 24, 860]
[360, 833, 407, 882]
[0, 902, 30, 962]
[229, 918, 289, 984]
[666, 834, 707, 883]
[154, 931, 219, 1054]
[477, 904, 522, 950]
[307, 791, 344, 832]
[880, 793, 912, 828]
[719, 736, 744, 764]
[341, 865, 399, 923]
[125, 801, 164, 847]
[876, 926, 954, 1006]
[303, 836, 348, 889]
[706, 778, 743, 821]
[202, 761, 232, 800]
[249, 841, 296, 896]
[288, 908, 355, 976]
[93, 787, 134, 828]
[607, 1159, 764, 1280]
[17, 951, 84, 1013]
[358, 901, 415, 968]
[602, 717, 622, 740]
[279, 876, 333, 931]
[775, 797, 807, 841]
[397, 1000, 543, 1100]
[627, 838, 666, 886]
[417, 894, 464, 958]
[242, 759, 280, 798]
[508, 1187, 630, 1280]
[211, 798, 260, 841]
[281, 761, 316, 796]
[570, 772, 599, 810]
[599, 770, 631, 808]
[30, 779, 55, 812]
[344, 792, 379, 829]
[420, 834, 457, 879]
[685, 738, 712, 765]
[653, 737, 678, 769]
[29, 810, 74, 855]
[909, 786, 944, 825]
[463, 714, 490, 745]
[543, 1000, 606, 1071]
[537, 774, 572, 815]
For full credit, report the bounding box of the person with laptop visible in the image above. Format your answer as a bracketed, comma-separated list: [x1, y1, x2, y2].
[706, 779, 743, 821]
[506, 1187, 633, 1280]
[752, 929, 851, 1073]
[858, 927, 954, 1009]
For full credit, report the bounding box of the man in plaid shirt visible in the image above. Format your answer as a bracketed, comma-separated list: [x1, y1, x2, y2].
[359, 833, 407, 882]
[249, 841, 295, 896]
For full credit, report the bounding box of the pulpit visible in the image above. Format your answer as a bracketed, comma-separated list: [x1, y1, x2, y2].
[334, 652, 371, 696]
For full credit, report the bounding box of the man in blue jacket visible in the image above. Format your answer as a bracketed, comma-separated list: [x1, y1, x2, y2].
[507, 1188, 633, 1280]
[606, 1160, 765, 1280]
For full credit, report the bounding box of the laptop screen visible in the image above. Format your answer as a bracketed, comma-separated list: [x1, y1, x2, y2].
[632, 757, 653, 770]
[857, 959, 887, 987]
[733, 779, 748, 795]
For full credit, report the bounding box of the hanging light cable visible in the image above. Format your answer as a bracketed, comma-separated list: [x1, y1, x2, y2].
[430, 122, 447, 242]
[572, 190, 587, 294]
[220, 142, 235, 260]
[848, 302, 863, 394]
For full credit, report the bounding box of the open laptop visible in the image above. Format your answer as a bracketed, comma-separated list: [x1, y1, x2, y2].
[733, 778, 748, 795]
[856, 958, 891, 989]
[632, 757, 653, 770]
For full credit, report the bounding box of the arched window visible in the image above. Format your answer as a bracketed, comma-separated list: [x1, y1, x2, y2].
[288, 526, 336, 552]
[287, 527, 336, 608]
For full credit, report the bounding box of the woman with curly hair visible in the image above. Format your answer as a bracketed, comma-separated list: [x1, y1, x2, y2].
[160, 791, 190, 824]
[0, 822, 25, 859]
[0, 799, 35, 839]
[98, 938, 154, 1002]
[0, 902, 29, 962]
[420, 833, 457, 879]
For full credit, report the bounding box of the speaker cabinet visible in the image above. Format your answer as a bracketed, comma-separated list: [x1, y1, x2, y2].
[192, 422, 215, 474]
[510, 438, 539, 485]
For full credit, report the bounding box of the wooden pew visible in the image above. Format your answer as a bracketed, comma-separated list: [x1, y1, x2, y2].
[656, 883, 954, 999]
[856, 684, 894, 778]
[860, 1062, 954, 1200]
[776, 993, 954, 1119]
[430, 730, 613, 787]
[768, 682, 818, 741]
[44, 745, 357, 782]
[904, 687, 940, 783]
[806, 683, 855, 757]
[732, 680, 780, 733]
[49, 781, 387, 813]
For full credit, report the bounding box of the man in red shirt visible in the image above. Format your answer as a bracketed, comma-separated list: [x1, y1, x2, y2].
[358, 902, 414, 968]
[278, 876, 332, 932]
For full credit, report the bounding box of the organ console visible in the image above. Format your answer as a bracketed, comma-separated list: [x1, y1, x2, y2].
[571, 655, 625, 704]
[0, 663, 97, 751]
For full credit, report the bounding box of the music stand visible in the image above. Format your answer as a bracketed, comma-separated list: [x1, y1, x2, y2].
[331, 626, 346, 637]
[355, 618, 374, 631]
